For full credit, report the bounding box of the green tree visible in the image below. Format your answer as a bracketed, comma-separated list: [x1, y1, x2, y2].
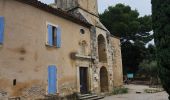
[152, 0, 170, 98]
[139, 59, 158, 85]
[121, 41, 147, 74]
[99, 4, 152, 43]
[100, 4, 152, 74]
[145, 45, 157, 61]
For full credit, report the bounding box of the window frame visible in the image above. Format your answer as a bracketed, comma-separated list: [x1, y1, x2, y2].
[46, 22, 60, 48]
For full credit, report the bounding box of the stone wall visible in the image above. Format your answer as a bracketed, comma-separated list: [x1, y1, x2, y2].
[0, 0, 123, 99]
[111, 37, 123, 87]
[56, 0, 98, 15]
[0, 0, 91, 99]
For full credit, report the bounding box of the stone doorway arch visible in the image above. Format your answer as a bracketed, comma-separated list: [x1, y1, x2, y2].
[100, 66, 109, 92]
[98, 34, 107, 63]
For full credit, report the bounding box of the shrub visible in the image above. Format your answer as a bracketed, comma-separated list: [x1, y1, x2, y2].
[112, 87, 128, 95]
[144, 88, 164, 93]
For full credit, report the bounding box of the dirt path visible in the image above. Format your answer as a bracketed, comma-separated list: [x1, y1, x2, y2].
[102, 84, 169, 100]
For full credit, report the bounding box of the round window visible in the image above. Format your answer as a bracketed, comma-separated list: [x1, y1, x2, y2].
[80, 29, 85, 34]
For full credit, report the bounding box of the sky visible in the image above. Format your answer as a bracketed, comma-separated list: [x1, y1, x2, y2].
[39, 0, 151, 16]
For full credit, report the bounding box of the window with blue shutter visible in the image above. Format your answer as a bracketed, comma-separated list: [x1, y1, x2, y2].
[47, 24, 61, 48]
[48, 25, 53, 46]
[56, 26, 61, 48]
[48, 65, 57, 94]
[0, 16, 4, 44]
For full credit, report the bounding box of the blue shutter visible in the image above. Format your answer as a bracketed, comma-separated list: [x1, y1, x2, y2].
[48, 65, 57, 94]
[56, 26, 61, 48]
[0, 16, 4, 44]
[48, 25, 53, 46]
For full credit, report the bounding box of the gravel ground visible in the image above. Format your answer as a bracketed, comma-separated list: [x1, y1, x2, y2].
[102, 84, 169, 100]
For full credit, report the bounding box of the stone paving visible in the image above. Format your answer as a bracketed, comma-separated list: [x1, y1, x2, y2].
[102, 84, 169, 100]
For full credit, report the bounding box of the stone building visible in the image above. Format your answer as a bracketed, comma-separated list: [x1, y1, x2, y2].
[0, 0, 123, 99]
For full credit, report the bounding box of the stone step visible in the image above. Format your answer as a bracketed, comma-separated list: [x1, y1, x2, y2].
[79, 95, 98, 100]
[78, 94, 91, 97]
[78, 94, 104, 100]
[88, 96, 104, 100]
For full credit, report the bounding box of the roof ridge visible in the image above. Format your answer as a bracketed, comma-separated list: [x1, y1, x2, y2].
[15, 0, 92, 27]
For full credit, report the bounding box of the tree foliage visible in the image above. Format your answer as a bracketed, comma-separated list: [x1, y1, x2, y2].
[139, 60, 158, 78]
[139, 45, 158, 84]
[100, 4, 153, 74]
[99, 4, 152, 43]
[152, 0, 170, 98]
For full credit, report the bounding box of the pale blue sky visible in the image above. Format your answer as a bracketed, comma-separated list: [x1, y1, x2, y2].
[39, 0, 151, 16]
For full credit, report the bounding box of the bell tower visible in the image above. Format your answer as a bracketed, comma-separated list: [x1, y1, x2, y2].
[55, 0, 77, 10]
[77, 0, 98, 15]
[55, 0, 98, 15]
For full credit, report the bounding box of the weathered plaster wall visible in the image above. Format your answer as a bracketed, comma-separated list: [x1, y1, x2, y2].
[111, 37, 123, 87]
[56, 0, 78, 10]
[0, 0, 123, 99]
[78, 9, 99, 26]
[0, 0, 91, 98]
[56, 0, 98, 15]
[77, 0, 98, 15]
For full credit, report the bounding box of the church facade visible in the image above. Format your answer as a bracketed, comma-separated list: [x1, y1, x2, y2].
[0, 0, 123, 99]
